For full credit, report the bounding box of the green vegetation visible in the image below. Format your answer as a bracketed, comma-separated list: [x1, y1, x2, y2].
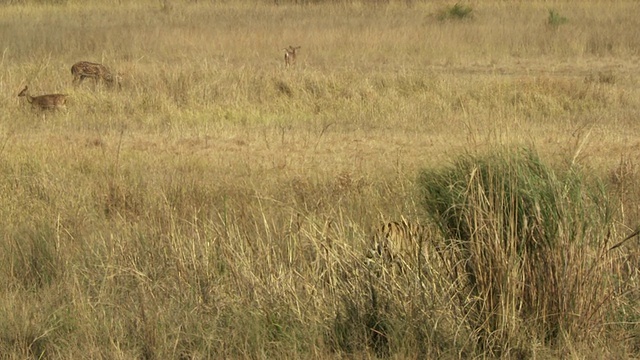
[1, 0, 640, 358]
[437, 2, 474, 21]
[548, 9, 569, 27]
[419, 148, 616, 356]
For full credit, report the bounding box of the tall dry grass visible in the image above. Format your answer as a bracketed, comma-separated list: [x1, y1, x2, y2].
[0, 0, 640, 358]
[419, 148, 619, 356]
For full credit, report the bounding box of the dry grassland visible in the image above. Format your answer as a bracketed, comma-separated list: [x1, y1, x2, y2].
[1, 0, 640, 358]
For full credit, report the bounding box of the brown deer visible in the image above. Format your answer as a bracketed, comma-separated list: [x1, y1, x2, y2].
[71, 61, 120, 88]
[18, 86, 67, 110]
[283, 46, 301, 67]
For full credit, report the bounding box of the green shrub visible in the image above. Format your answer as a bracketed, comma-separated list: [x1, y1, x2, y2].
[438, 3, 474, 21]
[548, 9, 568, 27]
[418, 148, 615, 354]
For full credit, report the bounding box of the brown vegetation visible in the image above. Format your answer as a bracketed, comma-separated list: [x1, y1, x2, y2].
[2, 1, 640, 358]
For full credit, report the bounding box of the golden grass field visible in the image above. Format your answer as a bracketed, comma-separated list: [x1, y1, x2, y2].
[2, 0, 640, 358]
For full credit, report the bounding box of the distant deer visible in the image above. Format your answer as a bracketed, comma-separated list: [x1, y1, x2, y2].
[283, 46, 301, 67]
[18, 86, 67, 111]
[71, 61, 120, 88]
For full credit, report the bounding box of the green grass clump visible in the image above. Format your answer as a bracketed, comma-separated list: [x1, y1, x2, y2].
[438, 3, 474, 21]
[418, 148, 616, 355]
[548, 9, 568, 27]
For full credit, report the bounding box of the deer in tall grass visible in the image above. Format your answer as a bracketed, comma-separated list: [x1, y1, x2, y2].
[71, 61, 120, 88]
[18, 86, 67, 111]
[283, 46, 301, 67]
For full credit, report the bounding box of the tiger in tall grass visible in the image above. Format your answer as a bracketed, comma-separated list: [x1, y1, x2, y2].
[366, 218, 431, 275]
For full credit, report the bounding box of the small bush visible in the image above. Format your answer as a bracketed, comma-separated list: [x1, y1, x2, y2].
[437, 3, 474, 21]
[548, 9, 568, 27]
[418, 148, 616, 355]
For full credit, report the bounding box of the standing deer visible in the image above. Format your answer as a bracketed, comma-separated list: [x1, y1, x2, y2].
[283, 46, 301, 67]
[71, 61, 120, 88]
[18, 86, 67, 111]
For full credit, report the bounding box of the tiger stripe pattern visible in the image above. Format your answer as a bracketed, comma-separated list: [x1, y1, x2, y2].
[367, 219, 431, 272]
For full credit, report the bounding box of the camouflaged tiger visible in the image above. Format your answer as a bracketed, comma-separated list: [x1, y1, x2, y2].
[367, 219, 431, 273]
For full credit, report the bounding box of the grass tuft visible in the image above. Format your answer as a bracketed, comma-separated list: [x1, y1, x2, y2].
[419, 147, 617, 354]
[437, 3, 474, 21]
[548, 9, 569, 27]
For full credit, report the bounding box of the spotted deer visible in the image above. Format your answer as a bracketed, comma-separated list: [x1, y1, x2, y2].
[283, 46, 301, 67]
[18, 86, 67, 111]
[71, 61, 120, 88]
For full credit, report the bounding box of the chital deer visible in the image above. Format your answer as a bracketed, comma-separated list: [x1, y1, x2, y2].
[18, 86, 67, 111]
[71, 61, 120, 88]
[283, 46, 301, 67]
